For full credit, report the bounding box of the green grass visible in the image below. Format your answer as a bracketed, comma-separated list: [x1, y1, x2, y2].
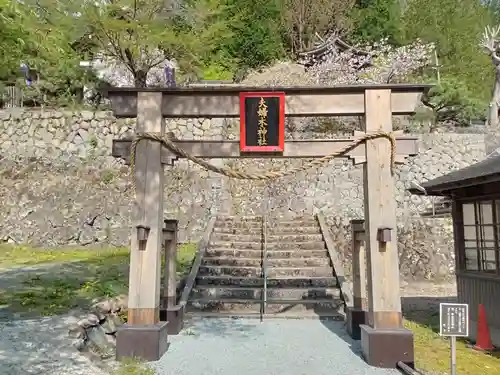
[0, 245, 130, 269]
[110, 358, 157, 375]
[404, 313, 500, 375]
[0, 243, 197, 317]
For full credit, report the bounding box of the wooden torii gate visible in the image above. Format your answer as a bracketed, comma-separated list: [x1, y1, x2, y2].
[106, 84, 430, 368]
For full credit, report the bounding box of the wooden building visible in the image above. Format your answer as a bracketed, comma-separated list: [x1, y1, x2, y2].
[409, 153, 500, 347]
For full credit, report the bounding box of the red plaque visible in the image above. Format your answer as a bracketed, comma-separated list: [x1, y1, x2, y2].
[239, 92, 285, 153]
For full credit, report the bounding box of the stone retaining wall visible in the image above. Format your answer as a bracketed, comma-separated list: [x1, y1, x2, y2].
[0, 108, 487, 280]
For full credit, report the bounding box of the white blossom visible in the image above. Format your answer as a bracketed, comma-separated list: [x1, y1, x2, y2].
[308, 38, 434, 85]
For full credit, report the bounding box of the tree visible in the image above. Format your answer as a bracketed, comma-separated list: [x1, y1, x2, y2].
[308, 38, 433, 85]
[350, 0, 403, 44]
[220, 0, 286, 73]
[0, 0, 69, 79]
[0, 0, 86, 105]
[486, 0, 500, 24]
[78, 0, 229, 87]
[402, 0, 494, 102]
[280, 0, 355, 54]
[417, 77, 484, 130]
[480, 25, 500, 128]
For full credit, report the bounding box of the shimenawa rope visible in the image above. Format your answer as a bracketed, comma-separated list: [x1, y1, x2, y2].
[129, 131, 396, 191]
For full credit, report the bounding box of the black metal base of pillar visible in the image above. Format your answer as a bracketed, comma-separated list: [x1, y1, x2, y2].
[360, 324, 414, 369]
[346, 307, 367, 340]
[116, 322, 169, 362]
[160, 304, 184, 335]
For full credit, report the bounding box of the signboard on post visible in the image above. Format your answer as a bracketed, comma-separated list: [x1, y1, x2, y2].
[440, 302, 469, 337]
[239, 92, 285, 153]
[439, 302, 469, 375]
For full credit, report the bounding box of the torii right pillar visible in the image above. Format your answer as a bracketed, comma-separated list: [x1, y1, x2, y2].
[360, 88, 414, 368]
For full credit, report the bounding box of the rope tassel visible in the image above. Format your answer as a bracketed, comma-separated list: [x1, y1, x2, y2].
[129, 131, 397, 193]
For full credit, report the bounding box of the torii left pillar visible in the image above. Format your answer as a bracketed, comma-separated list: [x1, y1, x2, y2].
[116, 92, 169, 361]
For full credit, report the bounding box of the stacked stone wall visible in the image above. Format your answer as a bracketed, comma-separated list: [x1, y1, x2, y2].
[0, 108, 486, 280]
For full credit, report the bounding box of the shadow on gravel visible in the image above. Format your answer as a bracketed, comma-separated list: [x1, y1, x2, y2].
[0, 248, 195, 321]
[317, 319, 364, 360]
[0, 253, 130, 320]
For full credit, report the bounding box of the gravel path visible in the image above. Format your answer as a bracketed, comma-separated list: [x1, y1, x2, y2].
[152, 318, 399, 375]
[0, 258, 457, 375]
[0, 315, 109, 375]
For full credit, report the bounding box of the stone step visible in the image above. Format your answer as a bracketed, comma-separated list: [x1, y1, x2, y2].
[192, 286, 341, 300]
[187, 298, 344, 317]
[216, 216, 261, 221]
[214, 222, 262, 229]
[209, 241, 326, 250]
[198, 265, 334, 278]
[211, 233, 324, 242]
[185, 309, 345, 320]
[214, 219, 317, 229]
[201, 257, 330, 268]
[217, 215, 316, 222]
[212, 226, 321, 235]
[205, 248, 329, 258]
[196, 276, 339, 288]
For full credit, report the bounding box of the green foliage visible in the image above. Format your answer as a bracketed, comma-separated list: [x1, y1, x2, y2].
[0, 0, 95, 105]
[0, 1, 73, 76]
[170, 0, 236, 81]
[202, 62, 234, 80]
[350, 0, 403, 44]
[220, 0, 286, 71]
[417, 77, 486, 127]
[402, 0, 494, 102]
[486, 0, 500, 24]
[0, 0, 496, 127]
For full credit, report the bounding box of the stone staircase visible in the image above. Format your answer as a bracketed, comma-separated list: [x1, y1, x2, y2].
[186, 215, 345, 319]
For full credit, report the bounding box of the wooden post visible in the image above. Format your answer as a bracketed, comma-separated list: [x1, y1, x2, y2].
[360, 89, 414, 368]
[116, 92, 169, 362]
[346, 219, 368, 340]
[352, 220, 367, 310]
[160, 219, 184, 335]
[163, 219, 178, 308]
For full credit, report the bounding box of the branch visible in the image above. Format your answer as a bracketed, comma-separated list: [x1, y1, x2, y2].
[421, 95, 436, 110]
[124, 48, 137, 75]
[385, 70, 395, 84]
[480, 25, 500, 54]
